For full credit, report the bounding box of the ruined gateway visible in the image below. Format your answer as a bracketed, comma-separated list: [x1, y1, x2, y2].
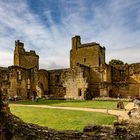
[0, 35, 140, 100]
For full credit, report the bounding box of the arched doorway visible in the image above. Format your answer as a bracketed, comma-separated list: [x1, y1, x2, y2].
[36, 82, 44, 97]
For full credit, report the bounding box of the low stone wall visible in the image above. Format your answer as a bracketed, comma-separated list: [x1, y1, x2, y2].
[1, 91, 140, 140]
[93, 97, 132, 101]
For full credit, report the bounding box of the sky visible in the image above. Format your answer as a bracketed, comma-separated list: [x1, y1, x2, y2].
[0, 0, 140, 69]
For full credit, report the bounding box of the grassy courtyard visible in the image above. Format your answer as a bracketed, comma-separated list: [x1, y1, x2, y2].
[10, 105, 116, 131]
[11, 99, 129, 110]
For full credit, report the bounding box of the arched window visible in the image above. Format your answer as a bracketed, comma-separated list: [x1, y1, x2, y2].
[18, 71, 22, 80]
[27, 79, 31, 89]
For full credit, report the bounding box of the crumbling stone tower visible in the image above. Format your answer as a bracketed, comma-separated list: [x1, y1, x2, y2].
[70, 35, 109, 98]
[70, 35, 105, 68]
[14, 40, 39, 69]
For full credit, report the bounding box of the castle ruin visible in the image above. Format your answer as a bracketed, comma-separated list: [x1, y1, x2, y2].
[0, 36, 140, 99]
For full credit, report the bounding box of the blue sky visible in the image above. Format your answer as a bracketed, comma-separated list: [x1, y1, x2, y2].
[0, 0, 140, 69]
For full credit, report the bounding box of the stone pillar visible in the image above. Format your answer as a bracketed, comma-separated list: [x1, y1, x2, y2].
[0, 90, 10, 140]
[0, 90, 10, 113]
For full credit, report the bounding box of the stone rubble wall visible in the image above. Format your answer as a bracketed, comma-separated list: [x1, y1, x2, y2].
[110, 64, 140, 97]
[63, 66, 89, 100]
[48, 66, 90, 100]
[48, 69, 68, 99]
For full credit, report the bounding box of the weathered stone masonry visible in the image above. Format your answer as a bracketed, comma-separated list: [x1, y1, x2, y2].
[48, 66, 90, 100]
[1, 36, 140, 99]
[14, 40, 39, 69]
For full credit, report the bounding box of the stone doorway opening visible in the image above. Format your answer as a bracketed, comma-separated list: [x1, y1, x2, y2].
[109, 90, 113, 97]
[27, 92, 30, 99]
[36, 82, 44, 97]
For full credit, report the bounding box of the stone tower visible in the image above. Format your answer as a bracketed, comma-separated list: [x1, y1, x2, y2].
[70, 35, 107, 97]
[14, 40, 39, 69]
[70, 35, 105, 68]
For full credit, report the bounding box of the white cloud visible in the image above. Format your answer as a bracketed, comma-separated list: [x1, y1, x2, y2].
[106, 46, 140, 64]
[0, 0, 140, 69]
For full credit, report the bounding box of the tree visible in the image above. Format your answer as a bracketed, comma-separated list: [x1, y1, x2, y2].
[109, 59, 124, 65]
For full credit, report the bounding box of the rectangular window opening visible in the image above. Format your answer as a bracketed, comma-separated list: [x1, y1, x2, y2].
[18, 71, 22, 80]
[27, 79, 31, 89]
[78, 88, 82, 96]
[84, 58, 86, 63]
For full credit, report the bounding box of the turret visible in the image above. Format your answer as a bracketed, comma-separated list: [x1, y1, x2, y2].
[14, 40, 25, 54]
[72, 35, 81, 50]
[14, 40, 25, 66]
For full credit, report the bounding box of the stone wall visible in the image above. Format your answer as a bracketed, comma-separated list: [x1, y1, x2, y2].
[6, 66, 42, 99]
[0, 64, 49, 99]
[8, 66, 28, 98]
[110, 63, 140, 98]
[0, 68, 9, 93]
[48, 66, 90, 100]
[63, 66, 90, 100]
[99, 64, 112, 97]
[37, 69, 49, 95]
[48, 69, 68, 99]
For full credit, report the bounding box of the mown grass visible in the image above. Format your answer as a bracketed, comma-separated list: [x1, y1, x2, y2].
[10, 105, 116, 131]
[10, 99, 129, 109]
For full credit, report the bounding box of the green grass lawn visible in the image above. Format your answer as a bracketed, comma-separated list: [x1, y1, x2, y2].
[10, 105, 116, 131]
[10, 99, 129, 110]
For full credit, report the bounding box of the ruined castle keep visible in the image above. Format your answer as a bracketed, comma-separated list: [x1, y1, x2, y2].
[0, 36, 140, 99]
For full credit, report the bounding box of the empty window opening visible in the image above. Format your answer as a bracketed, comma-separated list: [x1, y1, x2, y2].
[18, 71, 22, 80]
[78, 88, 82, 96]
[27, 79, 31, 89]
[84, 58, 86, 63]
[27, 92, 30, 99]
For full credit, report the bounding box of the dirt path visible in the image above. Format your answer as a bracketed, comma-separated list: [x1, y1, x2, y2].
[11, 103, 134, 120]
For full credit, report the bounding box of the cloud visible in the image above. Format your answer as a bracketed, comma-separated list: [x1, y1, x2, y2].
[0, 0, 69, 69]
[0, 0, 140, 69]
[106, 45, 140, 64]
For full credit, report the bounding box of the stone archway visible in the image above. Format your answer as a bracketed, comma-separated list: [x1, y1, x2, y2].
[36, 82, 44, 97]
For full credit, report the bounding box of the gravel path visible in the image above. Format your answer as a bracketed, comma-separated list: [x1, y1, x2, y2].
[11, 103, 134, 120]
